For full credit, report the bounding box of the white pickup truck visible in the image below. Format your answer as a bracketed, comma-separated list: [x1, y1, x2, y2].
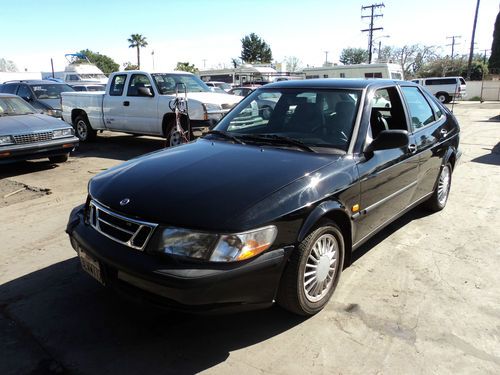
[61, 70, 242, 145]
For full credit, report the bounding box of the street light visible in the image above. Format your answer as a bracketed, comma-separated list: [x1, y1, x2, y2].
[373, 35, 390, 62]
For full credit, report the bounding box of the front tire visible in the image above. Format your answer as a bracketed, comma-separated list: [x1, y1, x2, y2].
[424, 162, 452, 212]
[277, 221, 344, 316]
[436, 92, 450, 104]
[48, 154, 69, 163]
[74, 115, 96, 142]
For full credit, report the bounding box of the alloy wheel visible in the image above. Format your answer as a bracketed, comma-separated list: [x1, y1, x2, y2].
[437, 165, 451, 206]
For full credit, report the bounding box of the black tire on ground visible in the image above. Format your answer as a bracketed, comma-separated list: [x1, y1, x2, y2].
[436, 92, 450, 104]
[277, 221, 345, 316]
[74, 115, 97, 142]
[423, 162, 453, 212]
[48, 154, 69, 163]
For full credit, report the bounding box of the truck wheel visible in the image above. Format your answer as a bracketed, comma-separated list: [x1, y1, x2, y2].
[167, 127, 183, 147]
[436, 92, 450, 104]
[277, 221, 344, 316]
[74, 115, 96, 142]
[48, 154, 69, 163]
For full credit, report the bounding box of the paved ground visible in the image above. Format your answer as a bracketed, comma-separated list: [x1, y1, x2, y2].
[1, 102, 499, 375]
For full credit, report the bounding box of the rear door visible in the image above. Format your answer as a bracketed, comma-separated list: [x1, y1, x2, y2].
[400, 86, 449, 199]
[354, 85, 419, 245]
[122, 73, 159, 134]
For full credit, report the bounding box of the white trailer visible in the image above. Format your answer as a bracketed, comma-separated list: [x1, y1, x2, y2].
[302, 63, 404, 80]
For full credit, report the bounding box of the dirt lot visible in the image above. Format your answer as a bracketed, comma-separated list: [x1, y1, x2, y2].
[1, 102, 499, 375]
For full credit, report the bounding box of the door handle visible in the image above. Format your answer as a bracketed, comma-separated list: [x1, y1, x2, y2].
[408, 144, 417, 154]
[440, 129, 448, 137]
[123, 101, 130, 106]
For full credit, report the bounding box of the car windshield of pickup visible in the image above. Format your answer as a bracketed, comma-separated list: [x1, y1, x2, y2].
[152, 73, 210, 94]
[0, 96, 35, 116]
[212, 89, 361, 152]
[30, 84, 75, 99]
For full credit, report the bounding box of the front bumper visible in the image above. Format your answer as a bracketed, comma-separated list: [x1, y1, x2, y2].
[66, 206, 290, 313]
[0, 136, 79, 163]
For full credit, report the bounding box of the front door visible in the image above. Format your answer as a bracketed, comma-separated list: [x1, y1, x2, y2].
[122, 73, 158, 134]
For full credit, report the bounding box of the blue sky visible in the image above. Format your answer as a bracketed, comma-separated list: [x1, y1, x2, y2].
[0, 0, 497, 72]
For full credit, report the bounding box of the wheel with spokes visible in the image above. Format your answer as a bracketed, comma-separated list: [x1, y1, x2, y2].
[424, 162, 453, 212]
[74, 115, 96, 142]
[277, 221, 344, 316]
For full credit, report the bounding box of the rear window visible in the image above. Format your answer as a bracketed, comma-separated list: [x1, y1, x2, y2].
[459, 78, 466, 85]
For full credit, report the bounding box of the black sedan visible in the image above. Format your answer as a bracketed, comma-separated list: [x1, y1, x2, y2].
[66, 79, 461, 316]
[0, 94, 79, 163]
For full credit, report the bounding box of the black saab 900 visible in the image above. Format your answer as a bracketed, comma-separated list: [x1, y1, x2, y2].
[66, 79, 460, 316]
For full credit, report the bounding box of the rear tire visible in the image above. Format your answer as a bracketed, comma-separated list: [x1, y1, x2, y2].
[436, 92, 450, 104]
[49, 154, 69, 163]
[74, 115, 96, 142]
[277, 221, 344, 316]
[424, 162, 452, 212]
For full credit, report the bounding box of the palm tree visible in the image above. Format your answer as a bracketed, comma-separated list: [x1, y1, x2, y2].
[127, 34, 148, 69]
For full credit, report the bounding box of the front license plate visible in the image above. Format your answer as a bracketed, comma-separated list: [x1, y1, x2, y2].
[79, 248, 105, 285]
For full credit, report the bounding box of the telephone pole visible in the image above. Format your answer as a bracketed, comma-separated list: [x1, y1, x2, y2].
[446, 35, 462, 60]
[361, 3, 385, 64]
[324, 51, 329, 65]
[466, 0, 481, 80]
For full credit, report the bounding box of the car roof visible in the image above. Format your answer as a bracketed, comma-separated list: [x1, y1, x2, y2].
[264, 78, 414, 90]
[0, 93, 18, 97]
[2, 80, 70, 85]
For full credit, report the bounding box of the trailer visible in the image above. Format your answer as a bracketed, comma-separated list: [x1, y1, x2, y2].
[199, 64, 303, 86]
[302, 63, 404, 80]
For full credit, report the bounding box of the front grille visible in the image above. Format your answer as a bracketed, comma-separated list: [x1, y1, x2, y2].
[89, 200, 157, 250]
[13, 132, 53, 144]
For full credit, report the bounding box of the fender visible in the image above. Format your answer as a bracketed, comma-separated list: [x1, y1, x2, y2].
[297, 200, 352, 243]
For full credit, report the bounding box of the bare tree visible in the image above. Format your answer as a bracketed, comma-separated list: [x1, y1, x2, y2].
[283, 56, 302, 72]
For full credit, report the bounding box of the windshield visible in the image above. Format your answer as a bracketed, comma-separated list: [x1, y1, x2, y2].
[152, 73, 210, 94]
[214, 88, 361, 152]
[0, 97, 36, 116]
[216, 82, 232, 90]
[30, 84, 75, 99]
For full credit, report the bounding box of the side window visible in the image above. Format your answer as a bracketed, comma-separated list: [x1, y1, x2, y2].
[109, 74, 127, 96]
[424, 93, 443, 119]
[127, 74, 153, 96]
[401, 87, 435, 131]
[369, 87, 408, 139]
[340, 73, 345, 78]
[68, 75, 80, 81]
[1, 84, 18, 94]
[459, 77, 466, 85]
[17, 85, 32, 100]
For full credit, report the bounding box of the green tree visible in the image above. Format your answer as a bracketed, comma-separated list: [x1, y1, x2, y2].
[123, 62, 139, 71]
[79, 49, 119, 75]
[175, 62, 198, 74]
[240, 33, 273, 64]
[339, 48, 368, 65]
[489, 11, 500, 72]
[127, 34, 148, 69]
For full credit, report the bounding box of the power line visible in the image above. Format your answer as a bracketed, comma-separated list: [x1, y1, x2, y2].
[446, 35, 462, 60]
[361, 3, 385, 64]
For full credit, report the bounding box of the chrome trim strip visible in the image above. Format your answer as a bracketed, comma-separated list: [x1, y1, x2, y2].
[89, 200, 158, 251]
[352, 190, 433, 248]
[362, 180, 418, 214]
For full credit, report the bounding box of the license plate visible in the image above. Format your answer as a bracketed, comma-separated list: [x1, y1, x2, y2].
[78, 248, 105, 285]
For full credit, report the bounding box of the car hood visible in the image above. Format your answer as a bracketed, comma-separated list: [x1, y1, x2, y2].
[37, 98, 61, 110]
[89, 139, 340, 231]
[186, 92, 243, 106]
[0, 113, 71, 134]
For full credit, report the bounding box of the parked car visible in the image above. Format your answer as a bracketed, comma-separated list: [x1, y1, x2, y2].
[71, 84, 106, 92]
[204, 81, 232, 92]
[411, 76, 466, 103]
[61, 71, 243, 145]
[67, 79, 461, 316]
[0, 80, 75, 118]
[0, 94, 78, 163]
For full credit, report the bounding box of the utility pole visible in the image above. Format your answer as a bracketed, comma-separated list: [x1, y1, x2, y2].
[202, 59, 207, 68]
[481, 49, 490, 64]
[361, 3, 385, 64]
[446, 35, 462, 60]
[466, 0, 481, 80]
[324, 51, 329, 65]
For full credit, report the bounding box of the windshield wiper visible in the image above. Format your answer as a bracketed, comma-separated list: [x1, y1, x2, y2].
[240, 134, 315, 152]
[205, 130, 245, 145]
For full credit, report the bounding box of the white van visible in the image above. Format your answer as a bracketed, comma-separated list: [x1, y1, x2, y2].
[411, 77, 466, 103]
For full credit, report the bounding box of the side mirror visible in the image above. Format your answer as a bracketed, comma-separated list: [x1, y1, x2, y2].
[365, 130, 409, 154]
[22, 96, 32, 102]
[137, 87, 153, 97]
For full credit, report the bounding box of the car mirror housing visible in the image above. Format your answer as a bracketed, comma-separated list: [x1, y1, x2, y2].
[137, 87, 153, 97]
[365, 130, 409, 154]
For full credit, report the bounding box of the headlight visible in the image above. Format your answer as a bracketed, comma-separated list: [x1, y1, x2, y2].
[0, 135, 14, 146]
[44, 109, 62, 118]
[52, 128, 74, 138]
[157, 225, 277, 262]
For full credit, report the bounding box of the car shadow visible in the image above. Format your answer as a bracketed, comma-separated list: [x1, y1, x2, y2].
[470, 143, 500, 166]
[351, 206, 431, 264]
[72, 133, 167, 161]
[0, 160, 60, 179]
[0, 257, 306, 375]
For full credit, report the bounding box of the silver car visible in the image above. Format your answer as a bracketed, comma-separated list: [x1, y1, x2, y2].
[0, 94, 79, 163]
